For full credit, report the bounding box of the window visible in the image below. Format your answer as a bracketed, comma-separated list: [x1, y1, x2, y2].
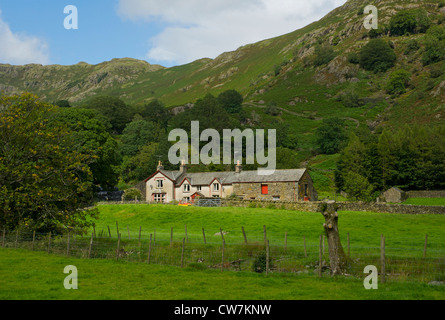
[273, 196, 281, 201]
[184, 184, 190, 192]
[184, 197, 191, 202]
[156, 180, 163, 188]
[153, 193, 165, 203]
[261, 184, 269, 195]
[197, 186, 202, 191]
[304, 184, 308, 196]
[213, 183, 220, 191]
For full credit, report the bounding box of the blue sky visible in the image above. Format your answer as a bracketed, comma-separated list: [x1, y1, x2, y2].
[0, 0, 346, 67]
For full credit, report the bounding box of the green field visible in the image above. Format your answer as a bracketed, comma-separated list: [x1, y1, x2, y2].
[1, 249, 445, 300]
[402, 198, 445, 206]
[1, 204, 444, 300]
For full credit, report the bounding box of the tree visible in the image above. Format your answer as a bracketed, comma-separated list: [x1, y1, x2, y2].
[422, 26, 445, 66]
[359, 39, 396, 73]
[319, 202, 350, 275]
[343, 172, 375, 202]
[389, 10, 418, 36]
[50, 108, 120, 191]
[120, 115, 156, 158]
[0, 93, 97, 233]
[141, 99, 170, 129]
[85, 96, 133, 134]
[315, 118, 348, 154]
[217, 90, 243, 114]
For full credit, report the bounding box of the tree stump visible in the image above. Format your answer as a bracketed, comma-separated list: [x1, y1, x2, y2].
[320, 201, 350, 275]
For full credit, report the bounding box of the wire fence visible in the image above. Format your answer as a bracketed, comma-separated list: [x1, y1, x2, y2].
[1, 228, 444, 283]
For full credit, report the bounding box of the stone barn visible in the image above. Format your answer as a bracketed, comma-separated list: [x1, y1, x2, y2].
[382, 187, 406, 203]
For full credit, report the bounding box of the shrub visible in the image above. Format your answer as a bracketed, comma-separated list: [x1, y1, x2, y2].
[404, 39, 420, 55]
[359, 39, 396, 73]
[389, 9, 430, 36]
[265, 101, 280, 116]
[347, 52, 360, 64]
[422, 26, 445, 65]
[313, 45, 336, 67]
[386, 70, 411, 95]
[430, 65, 444, 78]
[340, 89, 364, 108]
[123, 188, 143, 201]
[252, 251, 273, 273]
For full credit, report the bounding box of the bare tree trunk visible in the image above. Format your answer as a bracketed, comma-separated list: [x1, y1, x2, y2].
[320, 201, 350, 275]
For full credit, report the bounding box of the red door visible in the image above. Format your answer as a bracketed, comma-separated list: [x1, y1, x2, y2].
[261, 185, 268, 195]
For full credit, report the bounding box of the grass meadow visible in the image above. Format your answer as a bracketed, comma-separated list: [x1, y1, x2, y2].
[1, 204, 444, 300]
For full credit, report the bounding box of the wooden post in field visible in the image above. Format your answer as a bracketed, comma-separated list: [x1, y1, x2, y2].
[116, 233, 121, 261]
[221, 241, 225, 272]
[88, 233, 94, 259]
[381, 234, 386, 284]
[107, 226, 111, 239]
[181, 238, 185, 268]
[424, 234, 428, 258]
[266, 240, 270, 276]
[263, 225, 267, 246]
[284, 232, 288, 252]
[304, 236, 307, 258]
[116, 221, 119, 238]
[147, 234, 153, 264]
[202, 228, 207, 244]
[318, 235, 322, 278]
[66, 231, 71, 257]
[242, 226, 247, 244]
[47, 232, 51, 254]
[32, 230, 36, 251]
[220, 228, 225, 245]
[347, 232, 350, 257]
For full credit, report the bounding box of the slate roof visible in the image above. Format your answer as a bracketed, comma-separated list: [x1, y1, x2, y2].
[150, 168, 307, 186]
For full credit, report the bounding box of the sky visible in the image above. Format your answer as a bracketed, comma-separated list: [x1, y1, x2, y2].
[0, 0, 347, 68]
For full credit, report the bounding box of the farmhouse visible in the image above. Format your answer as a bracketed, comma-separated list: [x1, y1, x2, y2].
[144, 161, 318, 203]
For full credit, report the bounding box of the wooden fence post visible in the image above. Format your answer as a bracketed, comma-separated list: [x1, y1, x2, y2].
[147, 234, 153, 264]
[242, 226, 247, 244]
[116, 221, 119, 238]
[263, 225, 267, 246]
[318, 235, 322, 277]
[221, 241, 225, 272]
[88, 233, 94, 259]
[202, 228, 207, 244]
[181, 238, 185, 268]
[266, 240, 270, 276]
[107, 226, 111, 239]
[424, 234, 428, 258]
[32, 230, 36, 251]
[304, 236, 307, 258]
[347, 232, 350, 257]
[66, 231, 71, 257]
[381, 234, 386, 284]
[47, 232, 51, 254]
[116, 233, 121, 261]
[284, 232, 288, 252]
[220, 228, 225, 245]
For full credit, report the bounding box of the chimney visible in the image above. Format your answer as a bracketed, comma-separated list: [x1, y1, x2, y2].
[180, 160, 187, 174]
[157, 161, 164, 171]
[235, 160, 242, 173]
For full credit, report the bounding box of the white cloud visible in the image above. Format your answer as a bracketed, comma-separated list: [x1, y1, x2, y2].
[0, 10, 50, 65]
[117, 0, 347, 65]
